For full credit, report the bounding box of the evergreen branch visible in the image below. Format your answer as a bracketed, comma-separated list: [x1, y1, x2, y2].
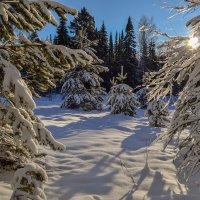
[0, 43, 47, 49]
[0, 1, 20, 3]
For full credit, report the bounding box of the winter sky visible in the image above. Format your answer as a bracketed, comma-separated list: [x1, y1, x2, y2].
[40, 0, 196, 40]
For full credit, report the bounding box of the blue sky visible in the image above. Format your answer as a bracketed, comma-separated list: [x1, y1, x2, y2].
[39, 0, 195, 40]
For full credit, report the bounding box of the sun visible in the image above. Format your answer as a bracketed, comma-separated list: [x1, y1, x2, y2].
[188, 37, 199, 49]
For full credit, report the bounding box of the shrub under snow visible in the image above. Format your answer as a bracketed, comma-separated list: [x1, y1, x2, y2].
[145, 100, 169, 128]
[108, 66, 139, 116]
[108, 84, 139, 116]
[61, 37, 108, 111]
[11, 163, 48, 200]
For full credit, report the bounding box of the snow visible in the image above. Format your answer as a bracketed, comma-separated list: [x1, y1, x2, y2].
[11, 163, 47, 200]
[0, 96, 200, 199]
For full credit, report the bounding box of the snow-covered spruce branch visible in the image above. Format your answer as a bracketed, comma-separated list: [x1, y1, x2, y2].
[0, 0, 77, 46]
[0, 38, 94, 97]
[148, 0, 200, 179]
[11, 163, 48, 200]
[161, 0, 200, 19]
[0, 1, 19, 4]
[0, 1, 101, 198]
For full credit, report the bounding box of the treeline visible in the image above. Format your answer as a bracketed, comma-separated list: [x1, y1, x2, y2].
[52, 7, 161, 91]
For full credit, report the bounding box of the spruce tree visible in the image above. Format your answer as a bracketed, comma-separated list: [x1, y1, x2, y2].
[54, 18, 71, 47]
[97, 21, 108, 61]
[123, 16, 138, 88]
[115, 32, 121, 63]
[61, 63, 108, 111]
[124, 17, 137, 57]
[96, 22, 109, 90]
[70, 7, 97, 46]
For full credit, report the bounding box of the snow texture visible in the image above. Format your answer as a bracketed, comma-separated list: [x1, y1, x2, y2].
[61, 64, 108, 111]
[1, 96, 200, 200]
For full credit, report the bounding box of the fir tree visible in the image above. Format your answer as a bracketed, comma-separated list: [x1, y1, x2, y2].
[54, 18, 71, 47]
[114, 32, 119, 61]
[115, 32, 121, 63]
[61, 63, 107, 111]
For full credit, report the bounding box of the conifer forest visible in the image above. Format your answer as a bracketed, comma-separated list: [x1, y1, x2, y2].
[0, 0, 200, 200]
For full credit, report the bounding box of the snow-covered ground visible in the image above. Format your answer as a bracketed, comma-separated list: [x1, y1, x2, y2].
[0, 96, 199, 200]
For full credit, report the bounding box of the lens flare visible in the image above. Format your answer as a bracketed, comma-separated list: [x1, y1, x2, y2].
[188, 37, 199, 49]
